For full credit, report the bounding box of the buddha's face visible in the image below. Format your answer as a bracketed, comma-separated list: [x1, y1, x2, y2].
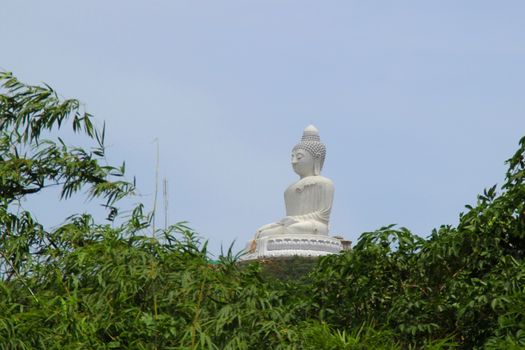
[291, 149, 315, 178]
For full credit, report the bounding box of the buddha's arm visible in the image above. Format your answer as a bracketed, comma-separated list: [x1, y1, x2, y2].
[257, 222, 282, 231]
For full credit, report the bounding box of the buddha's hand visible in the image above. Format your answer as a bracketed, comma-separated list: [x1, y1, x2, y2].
[278, 217, 298, 227]
[257, 222, 281, 232]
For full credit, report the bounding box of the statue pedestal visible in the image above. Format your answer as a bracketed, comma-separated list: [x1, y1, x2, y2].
[241, 234, 344, 261]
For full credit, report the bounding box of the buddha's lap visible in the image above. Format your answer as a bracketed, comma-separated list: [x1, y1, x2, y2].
[258, 220, 327, 236]
[287, 221, 328, 234]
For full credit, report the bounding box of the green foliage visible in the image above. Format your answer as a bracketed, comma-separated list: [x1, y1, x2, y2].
[306, 135, 525, 348]
[0, 72, 133, 207]
[251, 256, 319, 281]
[290, 322, 400, 350]
[1, 72, 524, 349]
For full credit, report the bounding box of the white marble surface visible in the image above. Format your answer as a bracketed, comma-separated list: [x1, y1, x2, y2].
[242, 234, 343, 260]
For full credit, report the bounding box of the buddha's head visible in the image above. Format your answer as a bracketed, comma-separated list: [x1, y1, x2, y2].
[292, 125, 326, 178]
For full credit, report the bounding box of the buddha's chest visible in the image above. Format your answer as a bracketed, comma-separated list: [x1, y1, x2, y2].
[284, 181, 313, 202]
[284, 179, 323, 215]
[284, 187, 304, 215]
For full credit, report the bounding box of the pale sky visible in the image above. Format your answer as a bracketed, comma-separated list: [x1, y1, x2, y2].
[2, 1, 524, 256]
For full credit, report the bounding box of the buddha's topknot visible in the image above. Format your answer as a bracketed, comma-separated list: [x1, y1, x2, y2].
[292, 125, 326, 170]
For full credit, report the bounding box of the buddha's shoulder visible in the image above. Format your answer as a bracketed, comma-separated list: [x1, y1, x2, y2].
[313, 175, 334, 186]
[286, 176, 334, 191]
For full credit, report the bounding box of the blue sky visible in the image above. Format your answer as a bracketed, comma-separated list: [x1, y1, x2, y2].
[2, 1, 524, 255]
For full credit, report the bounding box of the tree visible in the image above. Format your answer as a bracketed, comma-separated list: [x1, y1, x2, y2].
[1, 71, 524, 349]
[0, 71, 134, 282]
[0, 72, 298, 349]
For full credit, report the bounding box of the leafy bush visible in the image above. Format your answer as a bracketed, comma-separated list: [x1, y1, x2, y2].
[305, 137, 525, 348]
[1, 72, 524, 349]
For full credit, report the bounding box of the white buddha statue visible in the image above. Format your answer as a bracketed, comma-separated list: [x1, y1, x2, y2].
[255, 125, 334, 238]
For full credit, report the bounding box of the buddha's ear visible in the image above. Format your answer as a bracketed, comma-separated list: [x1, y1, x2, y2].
[313, 159, 321, 176]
